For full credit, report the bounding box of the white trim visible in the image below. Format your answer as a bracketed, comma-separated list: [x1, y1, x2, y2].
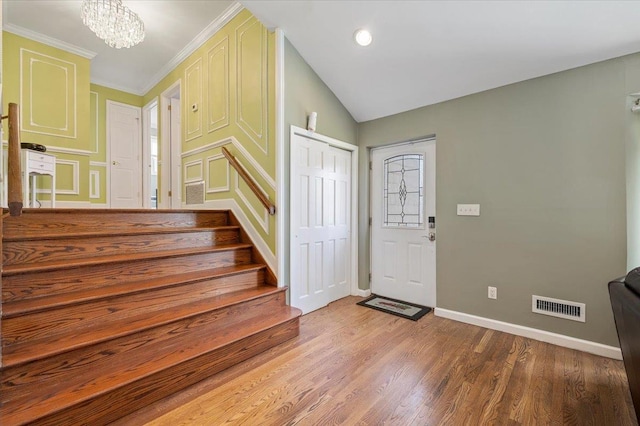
[181, 136, 276, 190]
[275, 28, 285, 282]
[90, 91, 100, 153]
[4, 23, 97, 59]
[289, 125, 360, 299]
[355, 289, 372, 298]
[184, 57, 203, 142]
[90, 77, 143, 96]
[140, 2, 243, 95]
[90, 161, 108, 167]
[142, 98, 158, 209]
[44, 146, 92, 156]
[207, 36, 230, 133]
[89, 203, 109, 208]
[434, 308, 622, 360]
[42, 159, 79, 195]
[160, 80, 181, 209]
[198, 198, 276, 272]
[89, 170, 100, 199]
[234, 164, 269, 233]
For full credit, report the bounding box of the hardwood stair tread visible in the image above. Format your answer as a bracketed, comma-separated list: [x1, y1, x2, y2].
[2, 225, 240, 242]
[2, 263, 267, 317]
[2, 285, 285, 368]
[2, 242, 253, 275]
[0, 305, 301, 425]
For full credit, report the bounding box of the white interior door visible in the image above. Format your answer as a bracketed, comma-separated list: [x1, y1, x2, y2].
[170, 97, 182, 208]
[291, 133, 352, 314]
[108, 101, 142, 208]
[371, 140, 436, 307]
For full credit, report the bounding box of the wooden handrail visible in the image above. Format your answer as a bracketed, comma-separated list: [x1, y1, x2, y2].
[4, 103, 22, 216]
[221, 146, 275, 215]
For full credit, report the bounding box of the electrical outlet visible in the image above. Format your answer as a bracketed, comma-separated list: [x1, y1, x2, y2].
[488, 286, 497, 300]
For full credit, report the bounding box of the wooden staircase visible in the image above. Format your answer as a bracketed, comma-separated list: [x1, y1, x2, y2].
[0, 208, 301, 425]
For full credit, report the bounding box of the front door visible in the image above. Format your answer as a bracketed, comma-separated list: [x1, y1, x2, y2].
[370, 140, 436, 307]
[108, 101, 142, 208]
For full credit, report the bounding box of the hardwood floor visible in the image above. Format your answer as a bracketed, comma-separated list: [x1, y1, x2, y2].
[117, 296, 638, 426]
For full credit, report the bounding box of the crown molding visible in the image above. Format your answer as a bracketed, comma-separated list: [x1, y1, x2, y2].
[140, 2, 243, 95]
[4, 23, 97, 59]
[90, 77, 144, 96]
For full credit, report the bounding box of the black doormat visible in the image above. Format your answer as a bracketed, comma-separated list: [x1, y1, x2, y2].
[357, 294, 431, 321]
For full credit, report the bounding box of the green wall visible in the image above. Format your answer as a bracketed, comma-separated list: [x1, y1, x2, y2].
[357, 55, 637, 346]
[282, 38, 358, 287]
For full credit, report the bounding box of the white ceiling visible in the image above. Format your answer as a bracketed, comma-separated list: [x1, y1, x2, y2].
[2, 0, 237, 95]
[4, 1, 640, 122]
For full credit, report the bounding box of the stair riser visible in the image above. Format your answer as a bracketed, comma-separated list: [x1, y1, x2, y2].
[1, 291, 287, 402]
[3, 228, 240, 266]
[26, 319, 299, 426]
[2, 270, 265, 345]
[3, 248, 253, 303]
[3, 210, 229, 238]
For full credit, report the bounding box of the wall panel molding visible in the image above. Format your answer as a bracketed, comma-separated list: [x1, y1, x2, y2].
[207, 36, 230, 133]
[206, 154, 230, 193]
[235, 17, 268, 154]
[89, 170, 100, 199]
[184, 159, 204, 183]
[184, 58, 203, 142]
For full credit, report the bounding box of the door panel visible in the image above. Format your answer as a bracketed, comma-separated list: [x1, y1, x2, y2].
[109, 102, 142, 208]
[291, 134, 352, 314]
[371, 140, 436, 307]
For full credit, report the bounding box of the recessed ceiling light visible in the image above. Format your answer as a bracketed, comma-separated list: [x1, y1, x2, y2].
[354, 29, 372, 47]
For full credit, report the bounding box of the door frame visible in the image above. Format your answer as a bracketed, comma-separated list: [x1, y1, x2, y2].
[106, 100, 143, 208]
[142, 98, 158, 209]
[289, 125, 359, 301]
[160, 80, 181, 209]
[369, 137, 437, 306]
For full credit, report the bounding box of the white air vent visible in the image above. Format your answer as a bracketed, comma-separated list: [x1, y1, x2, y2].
[532, 295, 585, 322]
[185, 181, 205, 205]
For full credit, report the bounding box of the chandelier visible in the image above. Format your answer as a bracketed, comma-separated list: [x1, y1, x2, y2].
[81, 0, 145, 49]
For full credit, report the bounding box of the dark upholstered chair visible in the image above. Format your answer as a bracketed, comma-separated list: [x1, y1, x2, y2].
[609, 268, 640, 421]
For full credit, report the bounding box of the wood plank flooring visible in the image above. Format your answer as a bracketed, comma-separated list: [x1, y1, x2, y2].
[117, 296, 638, 426]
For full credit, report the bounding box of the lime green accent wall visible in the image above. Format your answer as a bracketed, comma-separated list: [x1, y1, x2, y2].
[143, 9, 277, 252]
[3, 31, 91, 203]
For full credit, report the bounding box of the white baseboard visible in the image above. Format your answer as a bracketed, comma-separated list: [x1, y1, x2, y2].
[197, 199, 277, 276]
[435, 308, 622, 360]
[35, 200, 92, 208]
[353, 289, 372, 298]
[89, 203, 109, 208]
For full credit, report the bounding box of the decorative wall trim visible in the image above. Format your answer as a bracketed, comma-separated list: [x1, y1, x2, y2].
[140, 2, 243, 96]
[89, 170, 100, 199]
[235, 16, 268, 154]
[4, 23, 97, 59]
[20, 48, 77, 139]
[205, 154, 230, 193]
[90, 77, 141, 96]
[181, 136, 276, 189]
[90, 91, 99, 153]
[38, 200, 92, 208]
[434, 308, 623, 360]
[184, 159, 203, 183]
[90, 161, 108, 167]
[275, 28, 285, 281]
[199, 198, 276, 274]
[52, 159, 79, 195]
[89, 203, 109, 208]
[46, 146, 92, 156]
[184, 58, 203, 142]
[234, 159, 269, 233]
[207, 36, 230, 133]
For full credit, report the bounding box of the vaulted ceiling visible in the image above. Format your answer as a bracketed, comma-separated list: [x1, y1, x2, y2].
[5, 1, 640, 122]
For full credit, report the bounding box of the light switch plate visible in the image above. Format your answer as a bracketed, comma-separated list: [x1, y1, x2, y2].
[457, 204, 480, 216]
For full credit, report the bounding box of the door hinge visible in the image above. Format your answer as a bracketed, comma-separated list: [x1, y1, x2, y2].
[168, 105, 172, 111]
[369, 217, 372, 226]
[168, 190, 172, 197]
[369, 273, 372, 282]
[369, 161, 372, 171]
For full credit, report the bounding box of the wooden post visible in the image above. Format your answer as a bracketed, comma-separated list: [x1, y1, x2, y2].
[7, 103, 23, 216]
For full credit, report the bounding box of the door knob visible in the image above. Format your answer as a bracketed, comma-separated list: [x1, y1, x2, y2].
[112, 161, 119, 165]
[428, 232, 436, 242]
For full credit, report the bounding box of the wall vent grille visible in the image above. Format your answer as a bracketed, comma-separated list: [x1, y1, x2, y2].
[185, 181, 205, 205]
[532, 295, 585, 322]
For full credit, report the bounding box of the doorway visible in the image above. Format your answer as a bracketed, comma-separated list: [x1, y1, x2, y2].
[370, 139, 436, 307]
[160, 81, 182, 209]
[289, 126, 358, 314]
[142, 99, 159, 208]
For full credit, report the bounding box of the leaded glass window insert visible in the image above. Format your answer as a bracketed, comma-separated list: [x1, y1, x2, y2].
[383, 154, 424, 227]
